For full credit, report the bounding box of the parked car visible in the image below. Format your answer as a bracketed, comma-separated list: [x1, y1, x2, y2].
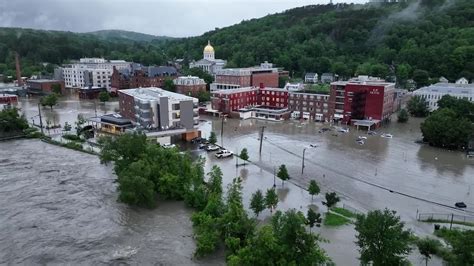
[162, 143, 176, 149]
[367, 131, 377, 135]
[455, 202, 467, 208]
[206, 145, 220, 151]
[337, 127, 349, 133]
[215, 150, 233, 158]
[381, 133, 393, 139]
[191, 137, 206, 144]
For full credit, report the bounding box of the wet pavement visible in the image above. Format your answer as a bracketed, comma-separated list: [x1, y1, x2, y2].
[3, 92, 472, 265]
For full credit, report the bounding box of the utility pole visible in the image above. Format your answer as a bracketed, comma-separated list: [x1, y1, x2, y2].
[273, 166, 276, 188]
[259, 126, 265, 155]
[37, 102, 44, 135]
[302, 148, 307, 174]
[221, 114, 225, 147]
[94, 100, 97, 117]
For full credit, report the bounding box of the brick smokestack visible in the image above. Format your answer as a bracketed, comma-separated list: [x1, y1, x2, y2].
[15, 52, 23, 86]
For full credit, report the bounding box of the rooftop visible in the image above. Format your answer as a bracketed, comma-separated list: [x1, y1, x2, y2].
[414, 82, 474, 95]
[120, 87, 196, 102]
[212, 87, 258, 94]
[332, 76, 394, 87]
[27, 79, 61, 83]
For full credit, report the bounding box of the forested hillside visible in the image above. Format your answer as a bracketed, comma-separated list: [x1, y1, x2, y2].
[0, 0, 472, 85]
[161, 0, 473, 84]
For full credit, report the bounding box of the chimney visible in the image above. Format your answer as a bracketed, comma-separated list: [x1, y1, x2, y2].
[15, 52, 23, 86]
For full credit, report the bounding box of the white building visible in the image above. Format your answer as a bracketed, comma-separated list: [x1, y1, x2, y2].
[456, 77, 469, 85]
[284, 83, 304, 91]
[118, 87, 199, 131]
[189, 41, 226, 75]
[173, 76, 206, 86]
[61, 58, 130, 90]
[304, 73, 318, 83]
[413, 81, 474, 111]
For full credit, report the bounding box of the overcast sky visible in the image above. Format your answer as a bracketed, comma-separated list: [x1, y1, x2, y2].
[0, 0, 368, 37]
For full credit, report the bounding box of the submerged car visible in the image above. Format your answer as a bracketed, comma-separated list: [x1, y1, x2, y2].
[215, 149, 233, 158]
[206, 145, 220, 151]
[381, 133, 393, 139]
[455, 202, 467, 208]
[162, 143, 176, 149]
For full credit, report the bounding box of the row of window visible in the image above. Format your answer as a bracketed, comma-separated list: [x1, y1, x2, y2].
[290, 94, 329, 100]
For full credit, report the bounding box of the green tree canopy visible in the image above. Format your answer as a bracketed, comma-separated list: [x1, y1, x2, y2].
[40, 93, 58, 110]
[407, 95, 429, 117]
[163, 78, 176, 92]
[277, 164, 290, 186]
[250, 189, 265, 217]
[239, 148, 249, 162]
[306, 208, 322, 232]
[265, 188, 279, 213]
[208, 131, 217, 145]
[98, 91, 110, 102]
[308, 180, 320, 201]
[397, 109, 409, 123]
[355, 208, 412, 265]
[0, 108, 29, 133]
[324, 192, 340, 211]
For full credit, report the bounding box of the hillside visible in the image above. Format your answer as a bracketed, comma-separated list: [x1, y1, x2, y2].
[160, 0, 473, 84]
[0, 0, 473, 85]
[87, 29, 173, 42]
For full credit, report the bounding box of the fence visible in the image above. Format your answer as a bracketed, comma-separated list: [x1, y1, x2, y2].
[417, 212, 474, 226]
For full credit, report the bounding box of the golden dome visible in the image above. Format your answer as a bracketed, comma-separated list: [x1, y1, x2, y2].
[204, 40, 214, 53]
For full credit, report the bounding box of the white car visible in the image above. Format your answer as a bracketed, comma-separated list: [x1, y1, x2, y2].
[162, 143, 176, 149]
[381, 133, 393, 139]
[337, 127, 350, 133]
[206, 145, 220, 151]
[215, 150, 233, 158]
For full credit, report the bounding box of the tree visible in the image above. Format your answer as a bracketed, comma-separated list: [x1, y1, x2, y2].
[413, 69, 430, 88]
[416, 237, 441, 266]
[421, 108, 473, 149]
[239, 148, 249, 164]
[40, 93, 58, 110]
[324, 192, 340, 211]
[277, 164, 290, 186]
[229, 210, 328, 265]
[450, 230, 474, 265]
[63, 122, 72, 132]
[99, 91, 110, 102]
[265, 188, 279, 213]
[437, 95, 474, 122]
[208, 131, 217, 145]
[250, 190, 265, 217]
[306, 208, 322, 232]
[308, 180, 320, 201]
[75, 114, 87, 136]
[197, 90, 211, 102]
[407, 95, 429, 117]
[355, 208, 412, 265]
[51, 83, 62, 94]
[0, 107, 29, 133]
[397, 109, 409, 123]
[163, 78, 176, 92]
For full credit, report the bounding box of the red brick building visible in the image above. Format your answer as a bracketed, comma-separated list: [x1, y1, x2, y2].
[26, 79, 65, 94]
[211, 62, 280, 91]
[174, 76, 207, 96]
[0, 94, 18, 105]
[211, 86, 289, 117]
[111, 66, 178, 92]
[329, 76, 395, 125]
[288, 91, 331, 121]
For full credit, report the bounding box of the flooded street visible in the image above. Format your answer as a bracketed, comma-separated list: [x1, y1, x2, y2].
[2, 93, 472, 265]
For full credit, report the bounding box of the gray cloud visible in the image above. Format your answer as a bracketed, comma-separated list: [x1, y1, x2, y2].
[0, 0, 368, 37]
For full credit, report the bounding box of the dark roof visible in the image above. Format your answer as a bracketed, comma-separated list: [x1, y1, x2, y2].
[321, 73, 333, 77]
[305, 73, 317, 77]
[146, 66, 177, 77]
[100, 113, 133, 126]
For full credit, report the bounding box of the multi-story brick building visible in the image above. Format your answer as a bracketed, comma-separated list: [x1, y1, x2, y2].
[26, 79, 65, 95]
[111, 65, 178, 93]
[210, 62, 279, 91]
[288, 91, 331, 121]
[329, 76, 395, 126]
[211, 86, 289, 119]
[174, 76, 207, 96]
[0, 94, 18, 105]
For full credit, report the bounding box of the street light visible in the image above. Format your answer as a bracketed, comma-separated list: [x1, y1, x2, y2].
[302, 148, 307, 174]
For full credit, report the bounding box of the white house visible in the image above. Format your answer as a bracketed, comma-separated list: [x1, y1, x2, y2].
[304, 73, 318, 83]
[456, 77, 468, 85]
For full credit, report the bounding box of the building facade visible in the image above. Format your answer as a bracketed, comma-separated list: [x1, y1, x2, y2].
[412, 81, 474, 111]
[210, 62, 279, 91]
[174, 76, 207, 96]
[110, 65, 177, 92]
[0, 94, 18, 105]
[60, 58, 131, 90]
[26, 79, 65, 95]
[189, 41, 227, 75]
[211, 87, 289, 117]
[304, 73, 319, 83]
[118, 87, 199, 131]
[288, 91, 330, 121]
[329, 76, 395, 124]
